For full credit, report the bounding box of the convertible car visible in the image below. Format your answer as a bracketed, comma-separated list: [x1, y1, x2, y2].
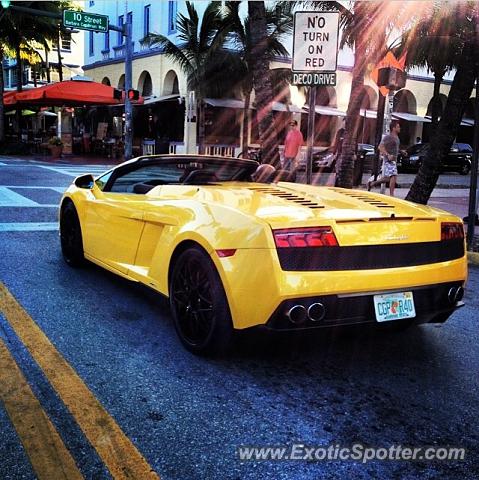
[59, 155, 467, 354]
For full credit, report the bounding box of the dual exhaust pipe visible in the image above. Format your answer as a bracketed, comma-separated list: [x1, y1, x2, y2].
[287, 285, 464, 325]
[286, 302, 325, 324]
[448, 286, 464, 304]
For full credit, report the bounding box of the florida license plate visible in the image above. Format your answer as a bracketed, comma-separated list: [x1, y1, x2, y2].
[373, 292, 416, 322]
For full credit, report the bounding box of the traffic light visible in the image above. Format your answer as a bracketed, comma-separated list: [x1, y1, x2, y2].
[377, 67, 406, 90]
[1, 0, 11, 8]
[128, 89, 139, 101]
[113, 88, 122, 100]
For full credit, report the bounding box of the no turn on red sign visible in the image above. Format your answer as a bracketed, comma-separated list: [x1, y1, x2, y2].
[292, 11, 340, 86]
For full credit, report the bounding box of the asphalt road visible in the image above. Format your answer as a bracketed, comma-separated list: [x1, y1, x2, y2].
[0, 157, 478, 479]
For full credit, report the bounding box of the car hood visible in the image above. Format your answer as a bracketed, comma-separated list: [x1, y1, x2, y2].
[154, 182, 457, 245]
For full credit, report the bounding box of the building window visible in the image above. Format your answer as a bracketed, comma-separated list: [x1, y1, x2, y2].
[104, 30, 110, 50]
[117, 15, 124, 45]
[89, 30, 94, 56]
[144, 5, 150, 37]
[61, 32, 72, 51]
[168, 1, 177, 34]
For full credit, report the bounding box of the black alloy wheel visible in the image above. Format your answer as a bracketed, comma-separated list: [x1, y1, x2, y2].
[60, 202, 85, 267]
[169, 246, 233, 355]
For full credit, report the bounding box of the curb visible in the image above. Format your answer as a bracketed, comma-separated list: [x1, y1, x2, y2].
[467, 251, 479, 266]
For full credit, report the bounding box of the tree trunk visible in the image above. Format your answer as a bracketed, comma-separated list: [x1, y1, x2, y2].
[430, 71, 443, 135]
[247, 1, 280, 167]
[45, 46, 51, 83]
[241, 91, 251, 156]
[57, 29, 63, 82]
[406, 42, 476, 205]
[0, 46, 5, 144]
[335, 38, 367, 188]
[15, 44, 23, 92]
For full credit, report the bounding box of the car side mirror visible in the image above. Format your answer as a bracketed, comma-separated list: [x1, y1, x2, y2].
[74, 174, 95, 189]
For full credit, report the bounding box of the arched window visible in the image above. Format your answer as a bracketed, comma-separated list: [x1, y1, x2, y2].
[137, 70, 153, 96]
[118, 74, 125, 90]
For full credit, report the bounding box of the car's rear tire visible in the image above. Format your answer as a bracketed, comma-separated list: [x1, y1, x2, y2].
[169, 246, 233, 355]
[60, 201, 85, 267]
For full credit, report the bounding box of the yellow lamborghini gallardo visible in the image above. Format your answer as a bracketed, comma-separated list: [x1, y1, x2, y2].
[59, 155, 467, 354]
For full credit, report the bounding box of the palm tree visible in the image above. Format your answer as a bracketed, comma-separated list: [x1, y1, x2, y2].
[247, 1, 290, 166]
[223, 1, 293, 158]
[0, 1, 65, 141]
[312, 1, 424, 189]
[398, 2, 463, 133]
[148, 1, 243, 154]
[317, 1, 393, 188]
[405, 2, 478, 205]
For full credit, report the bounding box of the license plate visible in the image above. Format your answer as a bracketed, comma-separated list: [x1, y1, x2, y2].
[373, 291, 416, 322]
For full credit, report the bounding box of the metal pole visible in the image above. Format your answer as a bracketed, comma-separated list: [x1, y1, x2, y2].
[306, 86, 317, 185]
[124, 3, 133, 160]
[380, 90, 394, 194]
[466, 78, 479, 249]
[373, 94, 386, 180]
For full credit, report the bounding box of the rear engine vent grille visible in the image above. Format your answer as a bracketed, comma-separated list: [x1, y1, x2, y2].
[276, 239, 465, 271]
[248, 187, 324, 209]
[335, 189, 396, 209]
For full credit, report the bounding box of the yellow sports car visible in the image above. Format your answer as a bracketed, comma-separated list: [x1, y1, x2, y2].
[59, 155, 467, 354]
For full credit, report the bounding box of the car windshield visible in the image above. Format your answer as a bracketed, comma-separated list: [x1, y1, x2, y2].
[102, 155, 259, 193]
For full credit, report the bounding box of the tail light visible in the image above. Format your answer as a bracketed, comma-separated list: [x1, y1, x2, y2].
[273, 227, 338, 248]
[441, 222, 464, 241]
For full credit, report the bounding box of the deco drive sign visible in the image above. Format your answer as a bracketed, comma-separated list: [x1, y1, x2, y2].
[292, 11, 340, 86]
[63, 10, 109, 32]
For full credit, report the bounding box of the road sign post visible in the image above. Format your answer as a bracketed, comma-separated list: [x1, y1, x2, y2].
[292, 11, 340, 183]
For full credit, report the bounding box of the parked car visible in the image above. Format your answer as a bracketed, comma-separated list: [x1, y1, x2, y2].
[312, 143, 375, 173]
[397, 143, 472, 175]
[60, 154, 467, 355]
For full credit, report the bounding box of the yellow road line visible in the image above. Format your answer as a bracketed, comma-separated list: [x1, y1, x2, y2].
[0, 283, 160, 480]
[0, 338, 84, 480]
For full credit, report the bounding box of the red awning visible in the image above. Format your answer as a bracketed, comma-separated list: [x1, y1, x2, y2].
[3, 80, 143, 107]
[3, 91, 17, 106]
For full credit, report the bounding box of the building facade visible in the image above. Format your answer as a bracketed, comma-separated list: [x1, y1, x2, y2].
[81, 1, 476, 154]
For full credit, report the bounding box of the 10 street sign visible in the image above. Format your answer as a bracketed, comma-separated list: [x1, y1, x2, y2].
[63, 10, 109, 32]
[292, 11, 340, 86]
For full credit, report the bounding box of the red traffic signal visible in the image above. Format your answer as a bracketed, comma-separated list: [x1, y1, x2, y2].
[128, 89, 139, 101]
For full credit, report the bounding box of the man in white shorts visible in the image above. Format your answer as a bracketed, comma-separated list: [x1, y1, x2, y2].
[367, 120, 401, 197]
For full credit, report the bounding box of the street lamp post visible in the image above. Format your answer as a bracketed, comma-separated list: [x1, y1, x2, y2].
[123, 9, 133, 160]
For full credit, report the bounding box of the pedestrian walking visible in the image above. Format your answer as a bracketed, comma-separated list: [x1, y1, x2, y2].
[283, 120, 303, 174]
[367, 120, 401, 197]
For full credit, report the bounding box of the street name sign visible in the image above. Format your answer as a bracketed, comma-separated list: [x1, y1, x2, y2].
[292, 11, 340, 86]
[63, 10, 109, 32]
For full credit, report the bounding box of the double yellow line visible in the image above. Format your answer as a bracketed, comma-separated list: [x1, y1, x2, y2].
[0, 282, 160, 479]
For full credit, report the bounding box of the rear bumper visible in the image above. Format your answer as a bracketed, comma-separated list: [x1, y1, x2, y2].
[265, 281, 465, 331]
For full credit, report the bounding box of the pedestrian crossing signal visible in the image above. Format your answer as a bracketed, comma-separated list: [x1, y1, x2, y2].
[113, 89, 122, 100]
[128, 89, 139, 101]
